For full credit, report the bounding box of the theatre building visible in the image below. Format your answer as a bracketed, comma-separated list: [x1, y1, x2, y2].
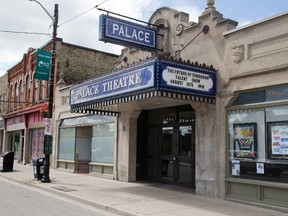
[68, 1, 288, 209]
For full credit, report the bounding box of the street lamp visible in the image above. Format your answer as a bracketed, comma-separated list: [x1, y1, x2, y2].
[29, 0, 59, 183]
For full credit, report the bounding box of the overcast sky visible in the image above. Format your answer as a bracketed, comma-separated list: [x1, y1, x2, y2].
[0, 0, 287, 77]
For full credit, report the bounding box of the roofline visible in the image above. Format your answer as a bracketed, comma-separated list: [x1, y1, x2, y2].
[7, 38, 119, 71]
[223, 11, 288, 36]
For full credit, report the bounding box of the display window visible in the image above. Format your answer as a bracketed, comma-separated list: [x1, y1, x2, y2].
[228, 99, 288, 182]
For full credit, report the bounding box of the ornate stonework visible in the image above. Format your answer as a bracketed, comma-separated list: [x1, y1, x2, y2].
[232, 45, 244, 64]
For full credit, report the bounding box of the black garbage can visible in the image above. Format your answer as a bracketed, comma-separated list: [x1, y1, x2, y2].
[32, 158, 45, 180]
[0, 152, 14, 172]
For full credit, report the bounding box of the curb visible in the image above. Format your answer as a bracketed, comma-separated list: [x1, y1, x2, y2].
[0, 174, 134, 216]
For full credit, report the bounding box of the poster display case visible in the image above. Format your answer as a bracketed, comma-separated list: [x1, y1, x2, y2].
[267, 121, 288, 160]
[233, 123, 257, 159]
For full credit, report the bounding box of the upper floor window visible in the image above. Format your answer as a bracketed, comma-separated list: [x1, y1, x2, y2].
[19, 80, 23, 105]
[26, 75, 30, 104]
[33, 78, 38, 102]
[14, 82, 18, 108]
[39, 80, 44, 101]
[3, 94, 6, 112]
[0, 95, 2, 112]
[10, 85, 13, 110]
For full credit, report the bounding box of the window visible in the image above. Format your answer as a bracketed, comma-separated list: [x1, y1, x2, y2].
[10, 85, 13, 110]
[26, 75, 30, 104]
[33, 78, 38, 102]
[91, 123, 115, 163]
[58, 128, 75, 160]
[3, 94, 6, 112]
[14, 82, 18, 108]
[19, 80, 23, 105]
[229, 102, 288, 183]
[39, 80, 44, 101]
[0, 95, 2, 112]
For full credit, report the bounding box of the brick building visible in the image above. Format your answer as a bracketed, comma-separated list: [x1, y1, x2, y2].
[2, 38, 118, 164]
[0, 73, 8, 153]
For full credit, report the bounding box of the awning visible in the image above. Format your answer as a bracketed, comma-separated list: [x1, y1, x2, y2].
[70, 56, 217, 117]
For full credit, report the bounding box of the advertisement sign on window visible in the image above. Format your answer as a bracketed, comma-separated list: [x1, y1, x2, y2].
[233, 123, 257, 159]
[268, 121, 288, 159]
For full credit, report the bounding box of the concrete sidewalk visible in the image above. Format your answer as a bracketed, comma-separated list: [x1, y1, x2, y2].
[0, 164, 287, 216]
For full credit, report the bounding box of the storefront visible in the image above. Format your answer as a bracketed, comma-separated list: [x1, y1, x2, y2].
[57, 115, 115, 175]
[70, 56, 216, 187]
[68, 1, 287, 209]
[4, 108, 46, 164]
[225, 85, 288, 208]
[6, 116, 25, 162]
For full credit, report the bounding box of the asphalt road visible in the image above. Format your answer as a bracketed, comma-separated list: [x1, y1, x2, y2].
[0, 177, 119, 216]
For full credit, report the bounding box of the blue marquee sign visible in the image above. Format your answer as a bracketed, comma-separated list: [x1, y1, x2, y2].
[70, 58, 217, 108]
[70, 62, 155, 106]
[99, 14, 156, 50]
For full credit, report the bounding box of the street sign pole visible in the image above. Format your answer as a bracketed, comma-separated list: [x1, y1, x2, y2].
[41, 3, 58, 183]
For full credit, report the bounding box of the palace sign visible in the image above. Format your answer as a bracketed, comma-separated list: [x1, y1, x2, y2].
[99, 14, 156, 50]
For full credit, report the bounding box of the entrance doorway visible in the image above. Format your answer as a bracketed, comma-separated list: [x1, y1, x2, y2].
[8, 130, 24, 161]
[137, 105, 195, 188]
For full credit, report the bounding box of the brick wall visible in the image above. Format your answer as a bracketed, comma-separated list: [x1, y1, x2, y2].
[56, 40, 119, 85]
[0, 73, 8, 115]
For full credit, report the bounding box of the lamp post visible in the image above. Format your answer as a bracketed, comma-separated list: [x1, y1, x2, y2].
[29, 0, 58, 183]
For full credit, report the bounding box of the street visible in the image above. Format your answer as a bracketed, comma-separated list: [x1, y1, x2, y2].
[0, 177, 119, 216]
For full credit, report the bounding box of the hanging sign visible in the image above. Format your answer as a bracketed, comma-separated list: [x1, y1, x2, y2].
[34, 49, 51, 80]
[99, 14, 156, 51]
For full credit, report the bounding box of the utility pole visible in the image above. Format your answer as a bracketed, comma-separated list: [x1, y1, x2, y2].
[29, 0, 59, 183]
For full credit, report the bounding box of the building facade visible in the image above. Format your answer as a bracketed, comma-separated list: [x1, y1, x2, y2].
[67, 1, 288, 210]
[0, 73, 8, 153]
[3, 39, 118, 166]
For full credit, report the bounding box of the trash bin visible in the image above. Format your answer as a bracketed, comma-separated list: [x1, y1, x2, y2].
[32, 158, 45, 180]
[0, 152, 14, 172]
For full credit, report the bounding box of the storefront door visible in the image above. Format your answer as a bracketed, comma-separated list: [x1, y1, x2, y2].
[137, 105, 195, 188]
[161, 124, 195, 186]
[8, 130, 24, 161]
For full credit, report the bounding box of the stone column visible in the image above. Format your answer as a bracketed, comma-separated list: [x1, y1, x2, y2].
[117, 110, 141, 182]
[191, 101, 217, 197]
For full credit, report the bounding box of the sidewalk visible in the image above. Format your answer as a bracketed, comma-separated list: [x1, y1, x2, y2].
[0, 164, 287, 216]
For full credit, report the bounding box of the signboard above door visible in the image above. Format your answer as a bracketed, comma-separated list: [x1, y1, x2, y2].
[99, 14, 157, 51]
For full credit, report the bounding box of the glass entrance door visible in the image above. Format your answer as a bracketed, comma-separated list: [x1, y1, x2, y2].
[161, 124, 195, 187]
[137, 105, 195, 187]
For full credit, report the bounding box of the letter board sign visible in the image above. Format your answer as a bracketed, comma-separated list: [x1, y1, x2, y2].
[99, 14, 156, 51]
[159, 61, 216, 96]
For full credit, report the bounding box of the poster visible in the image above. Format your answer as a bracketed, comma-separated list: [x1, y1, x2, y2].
[233, 123, 257, 159]
[256, 163, 264, 174]
[270, 124, 288, 156]
[232, 160, 240, 176]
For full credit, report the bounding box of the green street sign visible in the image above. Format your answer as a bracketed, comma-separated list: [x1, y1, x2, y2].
[34, 49, 51, 80]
